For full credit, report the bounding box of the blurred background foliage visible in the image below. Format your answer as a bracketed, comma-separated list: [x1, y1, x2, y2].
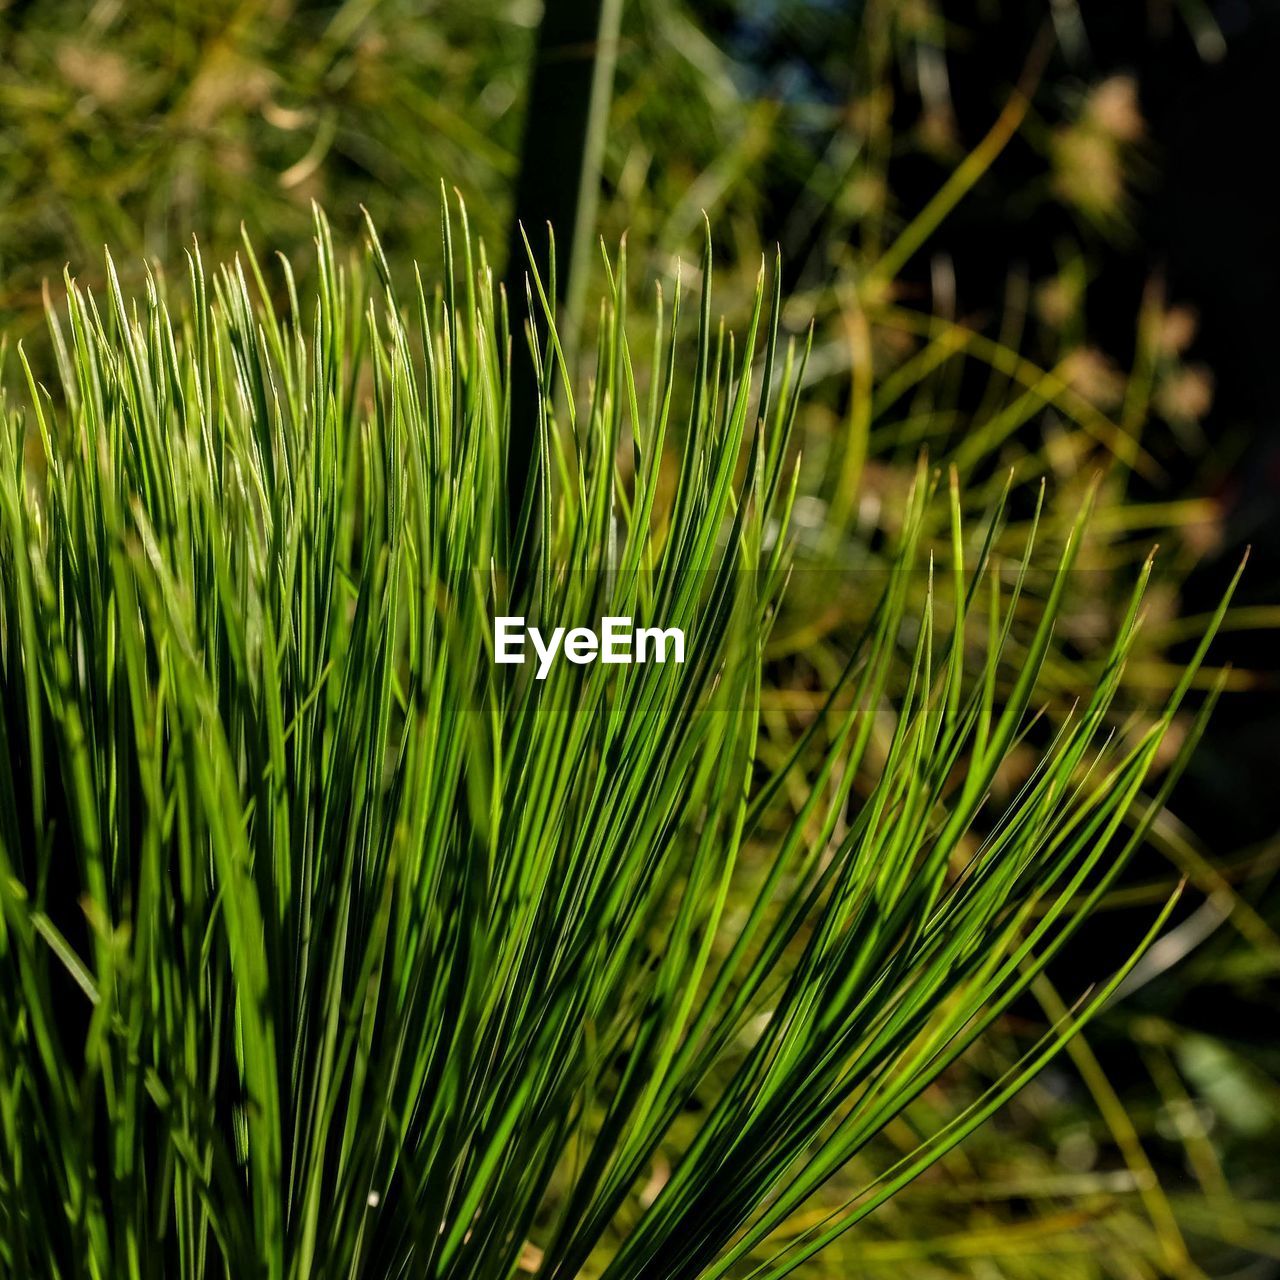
[1, 0, 1277, 1275]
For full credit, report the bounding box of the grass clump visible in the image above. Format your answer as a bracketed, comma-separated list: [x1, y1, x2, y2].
[0, 203, 1236, 1279]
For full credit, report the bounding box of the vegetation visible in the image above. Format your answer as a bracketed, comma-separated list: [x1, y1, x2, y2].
[0, 3, 1273, 1276]
[0, 204, 1237, 1277]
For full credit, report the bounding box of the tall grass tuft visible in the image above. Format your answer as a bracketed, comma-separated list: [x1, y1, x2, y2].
[0, 202, 1236, 1279]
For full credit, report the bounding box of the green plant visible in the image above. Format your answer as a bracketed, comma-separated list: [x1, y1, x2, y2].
[0, 206, 1236, 1279]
